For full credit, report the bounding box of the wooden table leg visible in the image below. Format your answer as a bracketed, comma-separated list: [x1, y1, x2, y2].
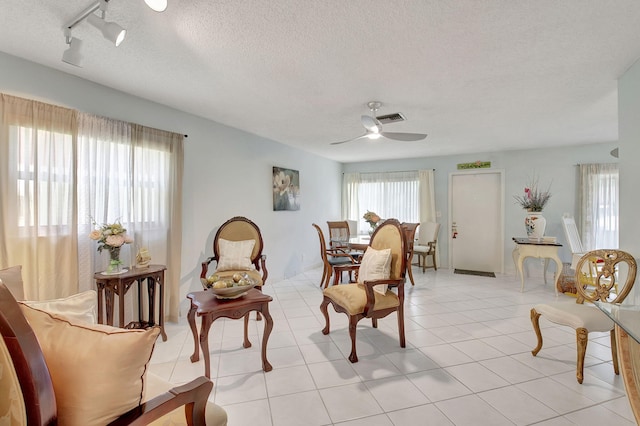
[118, 283, 125, 328]
[261, 303, 273, 372]
[188, 302, 199, 362]
[243, 313, 252, 348]
[200, 315, 213, 379]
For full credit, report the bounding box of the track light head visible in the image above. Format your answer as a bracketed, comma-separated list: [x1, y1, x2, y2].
[62, 37, 84, 67]
[145, 0, 167, 12]
[87, 13, 126, 46]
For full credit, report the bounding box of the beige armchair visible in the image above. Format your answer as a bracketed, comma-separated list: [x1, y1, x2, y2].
[0, 280, 227, 426]
[320, 219, 407, 363]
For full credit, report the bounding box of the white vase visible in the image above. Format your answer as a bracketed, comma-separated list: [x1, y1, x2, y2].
[525, 212, 546, 239]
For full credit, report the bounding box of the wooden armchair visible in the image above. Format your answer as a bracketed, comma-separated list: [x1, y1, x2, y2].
[320, 219, 407, 363]
[412, 221, 440, 272]
[201, 216, 268, 320]
[0, 281, 227, 426]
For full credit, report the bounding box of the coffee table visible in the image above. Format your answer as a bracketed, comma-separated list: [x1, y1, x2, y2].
[187, 288, 273, 378]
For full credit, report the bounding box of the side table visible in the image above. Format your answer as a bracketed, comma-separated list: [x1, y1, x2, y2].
[512, 237, 563, 295]
[94, 264, 167, 341]
[187, 288, 273, 378]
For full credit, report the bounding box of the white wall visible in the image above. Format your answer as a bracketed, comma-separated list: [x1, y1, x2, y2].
[0, 52, 342, 313]
[618, 57, 640, 303]
[343, 142, 618, 275]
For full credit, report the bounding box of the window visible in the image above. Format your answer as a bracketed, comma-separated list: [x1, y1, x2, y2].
[580, 163, 618, 250]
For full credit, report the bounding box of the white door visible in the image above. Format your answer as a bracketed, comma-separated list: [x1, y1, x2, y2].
[449, 170, 504, 273]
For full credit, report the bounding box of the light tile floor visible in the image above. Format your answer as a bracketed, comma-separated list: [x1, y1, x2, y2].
[149, 266, 636, 425]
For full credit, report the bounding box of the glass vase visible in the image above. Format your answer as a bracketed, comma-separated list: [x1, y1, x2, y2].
[107, 247, 122, 274]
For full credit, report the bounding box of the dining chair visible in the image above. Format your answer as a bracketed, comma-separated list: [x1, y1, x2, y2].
[400, 222, 419, 285]
[312, 223, 358, 289]
[530, 249, 637, 383]
[320, 219, 407, 363]
[412, 221, 440, 272]
[327, 220, 350, 249]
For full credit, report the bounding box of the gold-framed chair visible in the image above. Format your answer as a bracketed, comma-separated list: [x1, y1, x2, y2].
[312, 223, 358, 289]
[320, 218, 407, 363]
[200, 216, 268, 319]
[400, 222, 419, 285]
[412, 221, 440, 272]
[530, 249, 637, 384]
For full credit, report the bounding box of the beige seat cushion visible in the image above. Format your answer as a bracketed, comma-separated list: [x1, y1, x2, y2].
[412, 244, 430, 254]
[534, 301, 613, 332]
[323, 283, 399, 316]
[0, 265, 25, 300]
[19, 305, 160, 426]
[145, 373, 227, 426]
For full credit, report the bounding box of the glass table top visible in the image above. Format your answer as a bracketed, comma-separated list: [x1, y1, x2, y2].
[595, 302, 640, 344]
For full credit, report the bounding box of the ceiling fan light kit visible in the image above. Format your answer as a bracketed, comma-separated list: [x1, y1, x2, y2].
[330, 101, 428, 145]
[61, 0, 167, 67]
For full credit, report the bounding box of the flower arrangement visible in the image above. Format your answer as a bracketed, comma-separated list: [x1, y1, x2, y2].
[363, 211, 381, 230]
[514, 178, 551, 212]
[89, 220, 133, 271]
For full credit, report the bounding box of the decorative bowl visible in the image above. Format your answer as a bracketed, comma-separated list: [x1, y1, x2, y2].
[208, 283, 255, 299]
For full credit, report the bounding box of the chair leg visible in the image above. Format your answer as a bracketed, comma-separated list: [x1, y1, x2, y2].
[398, 306, 406, 348]
[576, 327, 588, 384]
[432, 253, 437, 271]
[320, 298, 331, 335]
[421, 254, 426, 273]
[407, 258, 416, 286]
[320, 264, 328, 288]
[348, 316, 359, 363]
[611, 329, 620, 375]
[530, 308, 543, 356]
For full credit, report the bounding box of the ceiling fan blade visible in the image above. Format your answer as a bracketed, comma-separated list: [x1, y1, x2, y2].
[361, 115, 382, 133]
[380, 132, 427, 142]
[329, 133, 369, 145]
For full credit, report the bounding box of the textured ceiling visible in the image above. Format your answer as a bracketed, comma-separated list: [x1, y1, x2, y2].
[1, 0, 640, 163]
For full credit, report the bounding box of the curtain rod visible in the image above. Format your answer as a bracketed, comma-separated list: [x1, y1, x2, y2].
[343, 169, 435, 173]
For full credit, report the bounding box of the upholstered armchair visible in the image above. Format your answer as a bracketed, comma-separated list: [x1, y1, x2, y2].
[200, 216, 268, 290]
[0, 280, 227, 426]
[412, 221, 440, 272]
[320, 218, 407, 363]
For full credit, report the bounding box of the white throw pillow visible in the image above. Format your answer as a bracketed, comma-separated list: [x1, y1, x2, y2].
[20, 290, 98, 324]
[0, 265, 24, 300]
[216, 238, 255, 271]
[358, 247, 392, 295]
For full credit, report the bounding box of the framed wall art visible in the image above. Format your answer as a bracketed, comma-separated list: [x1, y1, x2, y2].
[272, 166, 300, 211]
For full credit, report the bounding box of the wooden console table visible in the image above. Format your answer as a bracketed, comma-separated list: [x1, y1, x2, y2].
[512, 237, 563, 295]
[94, 264, 167, 341]
[187, 288, 273, 378]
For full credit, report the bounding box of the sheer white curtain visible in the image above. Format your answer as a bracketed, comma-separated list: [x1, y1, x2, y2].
[1, 94, 183, 321]
[0, 94, 78, 299]
[343, 171, 423, 233]
[77, 115, 184, 320]
[579, 163, 618, 250]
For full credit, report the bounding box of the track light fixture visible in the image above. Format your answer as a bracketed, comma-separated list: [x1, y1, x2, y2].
[62, 29, 84, 67]
[61, 0, 166, 66]
[144, 0, 168, 12]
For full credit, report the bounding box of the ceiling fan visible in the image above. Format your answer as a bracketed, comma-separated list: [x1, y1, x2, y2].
[330, 101, 427, 145]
